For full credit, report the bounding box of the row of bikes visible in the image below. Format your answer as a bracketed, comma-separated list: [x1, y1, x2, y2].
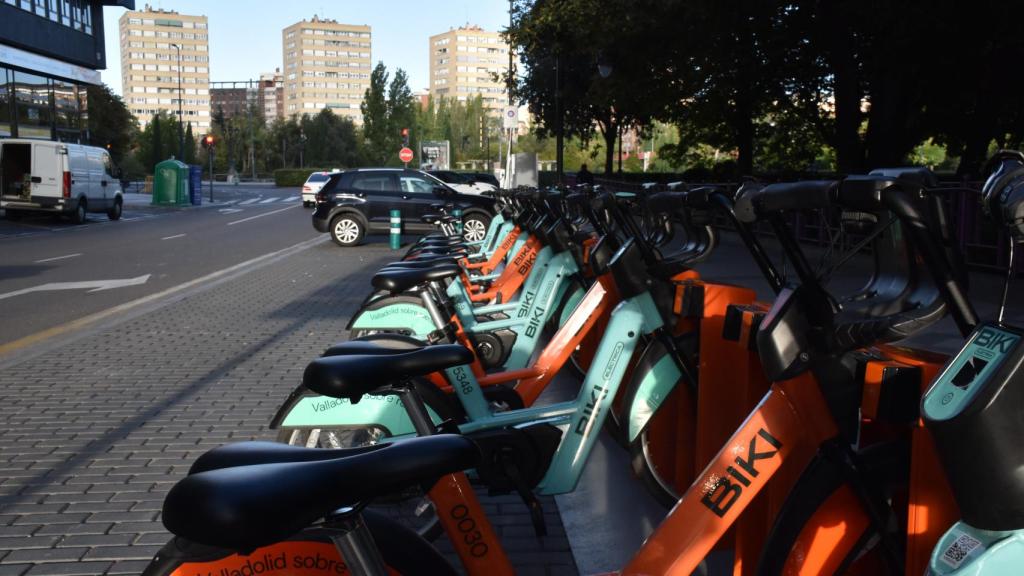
[140, 151, 1024, 575]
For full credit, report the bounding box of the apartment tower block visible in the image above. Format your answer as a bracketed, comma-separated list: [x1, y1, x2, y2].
[428, 25, 510, 112]
[118, 4, 210, 130]
[282, 16, 371, 124]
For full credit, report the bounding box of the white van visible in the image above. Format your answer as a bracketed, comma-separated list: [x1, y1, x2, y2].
[0, 139, 124, 223]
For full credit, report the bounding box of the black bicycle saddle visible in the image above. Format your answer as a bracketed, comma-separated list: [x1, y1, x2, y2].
[372, 263, 461, 293]
[162, 435, 479, 552]
[303, 344, 474, 403]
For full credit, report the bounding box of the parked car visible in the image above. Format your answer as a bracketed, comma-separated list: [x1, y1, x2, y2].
[468, 172, 500, 188]
[427, 170, 498, 195]
[312, 168, 495, 247]
[1, 139, 123, 223]
[301, 169, 340, 207]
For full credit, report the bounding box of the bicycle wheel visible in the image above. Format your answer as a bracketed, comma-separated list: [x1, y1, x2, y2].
[142, 512, 457, 576]
[755, 441, 909, 576]
[623, 339, 699, 507]
[349, 294, 435, 340]
[274, 382, 459, 542]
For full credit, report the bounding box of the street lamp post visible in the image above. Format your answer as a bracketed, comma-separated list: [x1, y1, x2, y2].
[170, 43, 184, 162]
[597, 55, 614, 175]
[555, 53, 563, 185]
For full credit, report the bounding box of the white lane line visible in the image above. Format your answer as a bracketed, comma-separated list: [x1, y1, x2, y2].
[34, 253, 82, 263]
[239, 198, 260, 205]
[0, 235, 329, 363]
[286, 196, 300, 203]
[161, 234, 186, 240]
[259, 197, 279, 204]
[227, 204, 299, 226]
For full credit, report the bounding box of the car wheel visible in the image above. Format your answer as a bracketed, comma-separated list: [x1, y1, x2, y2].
[107, 198, 123, 221]
[462, 213, 489, 243]
[72, 199, 87, 224]
[330, 214, 365, 246]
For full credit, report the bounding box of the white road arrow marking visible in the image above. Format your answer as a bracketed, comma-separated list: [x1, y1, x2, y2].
[0, 274, 151, 301]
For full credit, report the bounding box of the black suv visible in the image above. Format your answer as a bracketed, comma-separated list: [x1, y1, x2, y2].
[311, 168, 495, 246]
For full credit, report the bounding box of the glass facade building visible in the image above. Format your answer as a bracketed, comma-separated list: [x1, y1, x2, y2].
[0, 0, 132, 141]
[0, 67, 89, 141]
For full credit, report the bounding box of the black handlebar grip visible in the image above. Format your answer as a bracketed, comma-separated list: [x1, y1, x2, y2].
[754, 180, 839, 214]
[646, 192, 683, 214]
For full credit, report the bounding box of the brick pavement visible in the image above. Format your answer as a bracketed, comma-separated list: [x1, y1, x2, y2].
[0, 238, 578, 575]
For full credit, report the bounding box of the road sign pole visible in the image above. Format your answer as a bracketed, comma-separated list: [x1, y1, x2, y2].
[208, 148, 214, 202]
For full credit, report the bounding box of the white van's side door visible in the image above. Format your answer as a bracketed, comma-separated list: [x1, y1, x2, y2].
[100, 151, 121, 201]
[31, 142, 62, 200]
[67, 146, 90, 204]
[85, 147, 107, 208]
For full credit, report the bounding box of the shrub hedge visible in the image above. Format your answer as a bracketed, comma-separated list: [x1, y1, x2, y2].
[274, 168, 337, 187]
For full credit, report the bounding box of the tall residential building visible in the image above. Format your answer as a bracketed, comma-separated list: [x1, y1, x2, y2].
[428, 25, 510, 112]
[282, 16, 371, 124]
[119, 4, 210, 130]
[260, 70, 284, 121]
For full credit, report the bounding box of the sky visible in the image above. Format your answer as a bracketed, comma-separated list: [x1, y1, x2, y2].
[100, 0, 513, 96]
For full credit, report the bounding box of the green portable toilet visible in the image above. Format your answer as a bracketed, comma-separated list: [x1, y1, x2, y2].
[153, 159, 190, 205]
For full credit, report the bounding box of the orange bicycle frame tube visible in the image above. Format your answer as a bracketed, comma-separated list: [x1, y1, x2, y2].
[462, 226, 522, 274]
[623, 372, 838, 576]
[468, 235, 541, 303]
[429, 472, 514, 576]
[508, 273, 617, 406]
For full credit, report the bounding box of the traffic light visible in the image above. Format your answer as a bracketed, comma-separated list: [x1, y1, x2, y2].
[202, 134, 215, 148]
[401, 127, 409, 147]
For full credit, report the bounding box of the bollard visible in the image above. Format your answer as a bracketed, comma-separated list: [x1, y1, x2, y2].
[453, 208, 463, 236]
[390, 209, 401, 249]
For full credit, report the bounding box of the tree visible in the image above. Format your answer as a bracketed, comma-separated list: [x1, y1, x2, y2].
[361, 63, 391, 165]
[86, 84, 137, 164]
[360, 63, 418, 166]
[302, 109, 362, 168]
[388, 68, 417, 160]
[149, 114, 163, 169]
[183, 122, 196, 164]
[510, 0, 675, 174]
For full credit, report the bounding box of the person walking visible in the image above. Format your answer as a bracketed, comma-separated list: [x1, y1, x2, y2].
[576, 163, 594, 185]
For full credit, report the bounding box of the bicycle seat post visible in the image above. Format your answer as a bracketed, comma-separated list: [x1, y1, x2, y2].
[326, 512, 390, 576]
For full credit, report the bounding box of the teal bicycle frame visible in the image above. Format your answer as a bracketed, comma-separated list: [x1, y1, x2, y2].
[350, 233, 585, 364]
[276, 288, 665, 496]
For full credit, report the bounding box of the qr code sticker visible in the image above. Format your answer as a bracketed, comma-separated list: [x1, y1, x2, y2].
[940, 532, 983, 569]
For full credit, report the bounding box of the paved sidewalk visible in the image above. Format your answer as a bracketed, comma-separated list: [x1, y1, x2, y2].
[0, 237, 577, 575]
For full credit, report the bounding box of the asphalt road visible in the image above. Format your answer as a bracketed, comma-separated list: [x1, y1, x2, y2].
[0, 185, 322, 350]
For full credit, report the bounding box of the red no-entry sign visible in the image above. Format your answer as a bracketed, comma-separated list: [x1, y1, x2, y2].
[399, 147, 414, 163]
